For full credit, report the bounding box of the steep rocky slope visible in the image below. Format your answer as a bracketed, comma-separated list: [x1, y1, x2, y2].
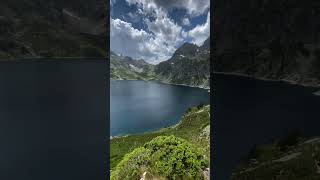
[0, 0, 107, 59]
[155, 38, 210, 88]
[213, 0, 320, 87]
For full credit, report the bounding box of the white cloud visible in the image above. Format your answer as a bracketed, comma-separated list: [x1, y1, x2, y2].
[145, 16, 183, 45]
[111, 0, 210, 63]
[110, 0, 116, 6]
[182, 17, 190, 26]
[111, 18, 182, 64]
[126, 0, 209, 16]
[187, 12, 210, 46]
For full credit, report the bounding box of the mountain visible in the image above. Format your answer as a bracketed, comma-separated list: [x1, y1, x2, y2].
[0, 0, 107, 60]
[110, 37, 210, 88]
[110, 51, 155, 80]
[213, 0, 320, 87]
[155, 38, 210, 88]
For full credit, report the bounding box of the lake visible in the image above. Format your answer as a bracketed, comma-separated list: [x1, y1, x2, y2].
[0, 60, 107, 180]
[110, 80, 210, 136]
[212, 73, 320, 180]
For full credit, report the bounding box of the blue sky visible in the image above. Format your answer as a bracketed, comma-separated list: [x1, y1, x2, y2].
[110, 0, 210, 64]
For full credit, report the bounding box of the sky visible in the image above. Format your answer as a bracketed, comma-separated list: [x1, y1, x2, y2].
[110, 0, 210, 64]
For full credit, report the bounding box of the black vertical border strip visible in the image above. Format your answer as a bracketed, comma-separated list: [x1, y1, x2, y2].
[0, 2, 110, 180]
[210, 0, 215, 179]
[105, 0, 111, 179]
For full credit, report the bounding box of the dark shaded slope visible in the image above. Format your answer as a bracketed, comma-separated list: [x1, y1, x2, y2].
[213, 0, 320, 86]
[0, 0, 107, 60]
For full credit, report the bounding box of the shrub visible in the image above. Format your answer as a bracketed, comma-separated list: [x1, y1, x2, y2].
[110, 147, 151, 180]
[111, 135, 208, 180]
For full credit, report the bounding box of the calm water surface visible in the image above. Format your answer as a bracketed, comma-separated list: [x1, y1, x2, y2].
[110, 80, 210, 136]
[0, 61, 107, 180]
[213, 73, 320, 180]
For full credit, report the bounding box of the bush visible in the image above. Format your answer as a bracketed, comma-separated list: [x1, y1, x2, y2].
[111, 135, 208, 180]
[110, 147, 151, 180]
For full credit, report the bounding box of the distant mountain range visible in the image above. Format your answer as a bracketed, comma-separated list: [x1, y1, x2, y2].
[110, 37, 210, 88]
[213, 0, 320, 87]
[110, 51, 155, 80]
[0, 0, 107, 60]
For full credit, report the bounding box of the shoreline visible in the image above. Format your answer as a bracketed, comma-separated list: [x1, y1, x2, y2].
[110, 120, 182, 140]
[110, 78, 210, 91]
[155, 80, 210, 90]
[213, 71, 320, 88]
[110, 78, 210, 140]
[110, 105, 210, 140]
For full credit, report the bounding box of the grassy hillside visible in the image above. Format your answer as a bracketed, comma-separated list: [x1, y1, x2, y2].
[111, 135, 209, 179]
[231, 136, 320, 180]
[110, 105, 210, 172]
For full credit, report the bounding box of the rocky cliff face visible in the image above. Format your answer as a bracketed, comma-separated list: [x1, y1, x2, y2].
[0, 0, 107, 59]
[155, 38, 210, 88]
[213, 0, 320, 86]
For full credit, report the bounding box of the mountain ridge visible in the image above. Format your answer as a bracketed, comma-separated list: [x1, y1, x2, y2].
[110, 37, 210, 88]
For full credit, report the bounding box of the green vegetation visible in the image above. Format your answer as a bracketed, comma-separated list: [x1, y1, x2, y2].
[111, 136, 208, 180]
[231, 135, 320, 180]
[110, 105, 210, 178]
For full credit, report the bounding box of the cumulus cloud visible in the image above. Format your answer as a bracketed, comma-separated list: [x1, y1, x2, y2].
[186, 12, 210, 46]
[110, 0, 116, 6]
[182, 17, 190, 26]
[111, 0, 210, 63]
[145, 16, 183, 44]
[126, 0, 209, 16]
[111, 18, 182, 64]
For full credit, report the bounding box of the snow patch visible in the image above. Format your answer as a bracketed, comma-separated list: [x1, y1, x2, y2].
[129, 64, 143, 73]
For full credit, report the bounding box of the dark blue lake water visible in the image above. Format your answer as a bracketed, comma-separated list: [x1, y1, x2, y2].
[213, 73, 320, 180]
[0, 61, 107, 180]
[110, 80, 210, 136]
